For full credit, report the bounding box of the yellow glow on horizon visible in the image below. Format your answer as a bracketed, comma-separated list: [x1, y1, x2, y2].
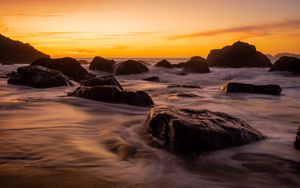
[1, 0, 300, 58]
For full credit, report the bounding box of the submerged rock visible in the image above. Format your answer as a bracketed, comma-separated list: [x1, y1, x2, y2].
[207, 41, 272, 68]
[143, 76, 160, 82]
[68, 86, 154, 107]
[81, 76, 123, 91]
[182, 56, 210, 74]
[221, 82, 282, 96]
[7, 66, 70, 88]
[89, 56, 115, 72]
[294, 127, 300, 150]
[31, 57, 94, 81]
[155, 59, 172, 68]
[145, 106, 265, 152]
[115, 60, 149, 75]
[269, 56, 300, 74]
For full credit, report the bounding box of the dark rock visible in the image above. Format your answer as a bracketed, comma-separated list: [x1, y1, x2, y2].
[177, 93, 199, 98]
[143, 76, 160, 82]
[172, 62, 186, 68]
[294, 127, 300, 150]
[182, 56, 210, 73]
[68, 86, 154, 107]
[155, 59, 172, 68]
[144, 106, 265, 152]
[7, 66, 70, 88]
[32, 57, 94, 81]
[89, 56, 115, 72]
[221, 82, 282, 95]
[167, 84, 201, 89]
[81, 76, 123, 91]
[269, 56, 300, 74]
[0, 34, 49, 64]
[115, 60, 149, 75]
[207, 41, 272, 68]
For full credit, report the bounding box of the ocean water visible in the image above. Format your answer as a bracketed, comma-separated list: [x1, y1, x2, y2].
[0, 59, 300, 188]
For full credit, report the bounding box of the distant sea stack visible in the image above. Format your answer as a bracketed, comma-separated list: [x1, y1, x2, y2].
[207, 41, 271, 68]
[0, 34, 49, 64]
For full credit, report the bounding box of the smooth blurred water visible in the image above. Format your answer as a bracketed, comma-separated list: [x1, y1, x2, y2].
[0, 60, 300, 188]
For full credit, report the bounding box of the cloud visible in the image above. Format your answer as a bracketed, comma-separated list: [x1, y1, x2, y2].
[65, 49, 95, 55]
[2, 13, 64, 17]
[168, 19, 300, 40]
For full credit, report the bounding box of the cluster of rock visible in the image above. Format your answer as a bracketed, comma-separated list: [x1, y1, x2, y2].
[88, 57, 149, 75]
[6, 57, 154, 107]
[155, 56, 210, 74]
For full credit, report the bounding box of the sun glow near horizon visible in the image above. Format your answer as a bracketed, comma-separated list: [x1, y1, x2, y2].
[1, 0, 300, 58]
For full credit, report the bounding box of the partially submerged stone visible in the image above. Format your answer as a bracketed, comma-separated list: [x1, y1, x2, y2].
[145, 106, 265, 152]
[68, 86, 154, 107]
[221, 82, 282, 95]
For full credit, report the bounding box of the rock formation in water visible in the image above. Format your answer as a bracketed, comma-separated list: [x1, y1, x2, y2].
[221, 82, 282, 95]
[115, 60, 149, 75]
[7, 66, 70, 88]
[207, 41, 272, 68]
[182, 56, 210, 73]
[89, 56, 115, 73]
[269, 56, 300, 74]
[69, 76, 154, 107]
[0, 34, 49, 64]
[294, 127, 300, 150]
[32, 57, 94, 81]
[155, 59, 173, 68]
[144, 106, 265, 152]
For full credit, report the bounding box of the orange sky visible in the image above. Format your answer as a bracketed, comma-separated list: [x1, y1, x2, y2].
[1, 0, 300, 58]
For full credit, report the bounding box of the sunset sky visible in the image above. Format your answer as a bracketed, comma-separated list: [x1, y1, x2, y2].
[1, 0, 300, 58]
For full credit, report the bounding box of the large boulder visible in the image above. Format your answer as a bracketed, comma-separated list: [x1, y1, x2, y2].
[182, 56, 210, 73]
[31, 57, 94, 81]
[269, 56, 300, 74]
[155, 59, 172, 68]
[89, 56, 115, 72]
[81, 76, 123, 91]
[7, 66, 70, 88]
[294, 126, 300, 150]
[221, 82, 282, 96]
[115, 60, 149, 75]
[0, 34, 49, 64]
[145, 106, 265, 152]
[68, 86, 154, 107]
[207, 41, 272, 68]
